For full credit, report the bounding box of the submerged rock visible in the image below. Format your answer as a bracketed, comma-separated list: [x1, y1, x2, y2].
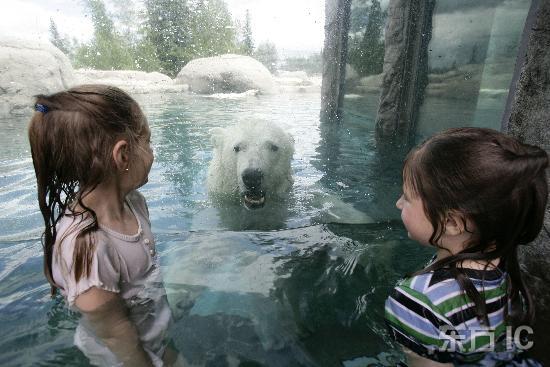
[176, 54, 274, 94]
[74, 69, 188, 94]
[0, 36, 75, 116]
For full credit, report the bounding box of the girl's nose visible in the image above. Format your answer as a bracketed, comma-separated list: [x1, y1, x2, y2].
[396, 195, 404, 210]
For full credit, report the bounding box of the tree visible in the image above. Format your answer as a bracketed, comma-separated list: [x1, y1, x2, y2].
[143, 0, 191, 76]
[73, 0, 134, 70]
[187, 0, 237, 58]
[49, 18, 70, 55]
[144, 0, 237, 77]
[70, 0, 239, 74]
[348, 0, 386, 77]
[254, 41, 278, 73]
[241, 9, 254, 56]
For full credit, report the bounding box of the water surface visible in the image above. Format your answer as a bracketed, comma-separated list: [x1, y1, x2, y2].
[0, 91, 433, 366]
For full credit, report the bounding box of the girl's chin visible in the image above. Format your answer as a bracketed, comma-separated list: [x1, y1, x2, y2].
[135, 177, 149, 189]
[407, 233, 432, 246]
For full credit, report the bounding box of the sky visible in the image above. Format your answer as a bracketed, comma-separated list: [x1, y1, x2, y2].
[0, 0, 325, 57]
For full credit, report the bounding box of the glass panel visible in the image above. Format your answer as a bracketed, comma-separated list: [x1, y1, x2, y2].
[0, 0, 535, 366]
[416, 0, 531, 141]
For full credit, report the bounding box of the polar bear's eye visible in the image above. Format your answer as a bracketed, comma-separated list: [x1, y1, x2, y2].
[233, 145, 241, 153]
[270, 144, 279, 152]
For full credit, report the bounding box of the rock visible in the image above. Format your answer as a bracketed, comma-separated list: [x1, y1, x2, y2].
[273, 70, 321, 93]
[74, 69, 188, 94]
[176, 54, 274, 94]
[277, 70, 309, 80]
[350, 73, 384, 94]
[507, 3, 550, 363]
[345, 64, 358, 81]
[0, 36, 76, 116]
[424, 64, 483, 100]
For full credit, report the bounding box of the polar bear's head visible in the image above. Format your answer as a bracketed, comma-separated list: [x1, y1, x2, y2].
[207, 120, 294, 209]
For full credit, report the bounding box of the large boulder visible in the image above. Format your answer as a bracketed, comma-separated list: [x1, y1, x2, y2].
[176, 54, 274, 94]
[0, 36, 76, 116]
[74, 69, 188, 94]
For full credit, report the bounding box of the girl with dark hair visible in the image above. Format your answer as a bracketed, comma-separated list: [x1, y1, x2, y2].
[385, 128, 548, 366]
[28, 85, 182, 366]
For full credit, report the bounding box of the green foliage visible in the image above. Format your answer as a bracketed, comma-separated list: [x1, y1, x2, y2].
[254, 41, 278, 73]
[143, 0, 238, 77]
[59, 0, 244, 76]
[143, 0, 191, 76]
[133, 37, 163, 72]
[348, 0, 386, 77]
[73, 0, 134, 70]
[187, 0, 238, 59]
[241, 10, 254, 56]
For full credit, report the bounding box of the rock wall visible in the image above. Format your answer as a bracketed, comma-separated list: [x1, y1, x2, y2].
[506, 1, 550, 363]
[0, 36, 75, 116]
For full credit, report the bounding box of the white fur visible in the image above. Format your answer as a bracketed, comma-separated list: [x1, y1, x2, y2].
[207, 120, 295, 199]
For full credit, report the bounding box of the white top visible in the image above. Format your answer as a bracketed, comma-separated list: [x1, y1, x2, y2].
[52, 190, 171, 367]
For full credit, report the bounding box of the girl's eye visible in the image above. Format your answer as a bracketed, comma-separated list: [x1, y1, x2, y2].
[233, 145, 240, 153]
[270, 144, 279, 152]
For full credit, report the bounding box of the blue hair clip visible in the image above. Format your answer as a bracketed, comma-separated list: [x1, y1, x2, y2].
[35, 103, 49, 113]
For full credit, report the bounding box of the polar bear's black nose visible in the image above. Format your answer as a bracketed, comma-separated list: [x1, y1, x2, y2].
[242, 168, 263, 189]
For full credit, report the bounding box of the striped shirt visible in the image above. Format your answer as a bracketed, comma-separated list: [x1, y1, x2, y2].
[385, 261, 509, 364]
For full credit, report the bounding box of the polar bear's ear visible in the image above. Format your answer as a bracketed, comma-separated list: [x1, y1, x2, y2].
[286, 132, 295, 153]
[210, 127, 226, 149]
[286, 132, 295, 145]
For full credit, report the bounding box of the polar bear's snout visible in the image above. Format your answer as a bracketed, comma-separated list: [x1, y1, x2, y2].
[241, 168, 266, 209]
[242, 168, 263, 190]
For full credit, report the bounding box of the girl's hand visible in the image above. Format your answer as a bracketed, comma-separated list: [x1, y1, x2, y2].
[75, 287, 154, 367]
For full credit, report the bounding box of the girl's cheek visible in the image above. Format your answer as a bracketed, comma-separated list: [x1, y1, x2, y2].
[401, 212, 407, 225]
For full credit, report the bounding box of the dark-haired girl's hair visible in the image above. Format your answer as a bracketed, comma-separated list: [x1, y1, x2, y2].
[403, 127, 548, 327]
[28, 84, 147, 296]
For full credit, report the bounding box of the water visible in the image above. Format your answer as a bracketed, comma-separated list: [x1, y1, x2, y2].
[0, 91, 434, 366]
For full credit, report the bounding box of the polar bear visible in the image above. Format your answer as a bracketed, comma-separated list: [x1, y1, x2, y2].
[207, 120, 294, 210]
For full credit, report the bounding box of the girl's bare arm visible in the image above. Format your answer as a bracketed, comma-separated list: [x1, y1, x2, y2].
[75, 287, 154, 367]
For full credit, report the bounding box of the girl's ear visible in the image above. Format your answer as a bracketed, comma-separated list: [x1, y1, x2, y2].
[444, 211, 468, 236]
[112, 140, 130, 171]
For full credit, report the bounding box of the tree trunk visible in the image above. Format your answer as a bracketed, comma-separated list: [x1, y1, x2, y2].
[320, 0, 352, 122]
[375, 0, 435, 152]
